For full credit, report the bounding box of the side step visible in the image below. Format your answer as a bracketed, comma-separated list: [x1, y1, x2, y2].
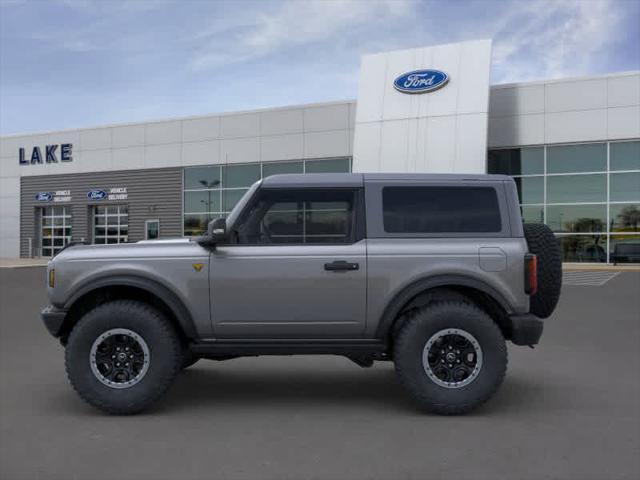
[190, 339, 388, 358]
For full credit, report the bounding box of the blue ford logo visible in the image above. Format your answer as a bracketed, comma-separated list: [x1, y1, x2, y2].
[393, 69, 449, 94]
[87, 190, 107, 200]
[35, 192, 53, 202]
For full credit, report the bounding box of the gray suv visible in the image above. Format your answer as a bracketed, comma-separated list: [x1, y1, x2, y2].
[41, 173, 562, 415]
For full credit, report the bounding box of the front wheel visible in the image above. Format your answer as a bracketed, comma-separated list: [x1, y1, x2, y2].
[65, 300, 182, 414]
[393, 301, 507, 415]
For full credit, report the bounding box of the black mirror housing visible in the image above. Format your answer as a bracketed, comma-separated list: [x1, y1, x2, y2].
[207, 217, 227, 242]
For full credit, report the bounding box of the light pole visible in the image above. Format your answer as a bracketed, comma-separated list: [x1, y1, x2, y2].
[199, 179, 220, 223]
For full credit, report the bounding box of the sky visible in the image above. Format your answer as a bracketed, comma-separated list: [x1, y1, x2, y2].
[1, 0, 639, 135]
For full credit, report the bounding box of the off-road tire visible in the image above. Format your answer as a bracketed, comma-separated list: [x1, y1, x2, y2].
[523, 223, 562, 318]
[65, 300, 182, 414]
[394, 301, 507, 415]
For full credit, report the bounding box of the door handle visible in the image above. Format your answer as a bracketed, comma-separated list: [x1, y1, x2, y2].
[324, 260, 359, 272]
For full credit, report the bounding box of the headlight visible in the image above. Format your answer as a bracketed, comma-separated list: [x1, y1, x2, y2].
[48, 268, 55, 288]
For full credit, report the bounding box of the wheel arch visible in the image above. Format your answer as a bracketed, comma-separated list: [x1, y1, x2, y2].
[375, 274, 514, 342]
[59, 275, 197, 344]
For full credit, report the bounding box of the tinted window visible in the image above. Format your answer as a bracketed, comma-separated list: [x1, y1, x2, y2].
[382, 186, 502, 233]
[234, 189, 356, 244]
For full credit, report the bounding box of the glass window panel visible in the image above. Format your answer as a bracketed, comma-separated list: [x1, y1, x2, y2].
[42, 217, 52, 226]
[184, 190, 220, 213]
[610, 235, 640, 264]
[521, 205, 544, 223]
[53, 206, 65, 216]
[557, 235, 607, 263]
[305, 158, 351, 173]
[184, 166, 221, 190]
[547, 204, 606, 232]
[547, 174, 606, 203]
[306, 208, 350, 237]
[95, 206, 105, 214]
[184, 214, 210, 236]
[223, 189, 248, 212]
[610, 141, 640, 171]
[262, 161, 303, 177]
[610, 172, 640, 202]
[95, 216, 105, 226]
[382, 186, 502, 233]
[42, 238, 52, 247]
[223, 164, 260, 188]
[235, 189, 354, 244]
[488, 148, 544, 175]
[547, 143, 606, 173]
[514, 176, 544, 204]
[610, 204, 640, 233]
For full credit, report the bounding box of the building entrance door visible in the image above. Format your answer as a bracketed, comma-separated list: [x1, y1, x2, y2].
[40, 206, 72, 257]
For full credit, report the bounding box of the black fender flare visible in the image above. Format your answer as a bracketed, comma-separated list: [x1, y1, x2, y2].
[375, 274, 514, 339]
[63, 274, 197, 339]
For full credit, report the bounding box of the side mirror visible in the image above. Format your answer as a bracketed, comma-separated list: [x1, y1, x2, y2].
[206, 217, 227, 244]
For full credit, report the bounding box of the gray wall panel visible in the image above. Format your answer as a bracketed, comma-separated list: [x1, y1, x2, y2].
[20, 167, 182, 257]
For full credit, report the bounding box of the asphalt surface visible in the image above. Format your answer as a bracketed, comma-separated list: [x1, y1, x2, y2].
[1, 267, 639, 480]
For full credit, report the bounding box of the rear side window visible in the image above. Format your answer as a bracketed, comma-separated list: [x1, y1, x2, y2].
[382, 186, 502, 233]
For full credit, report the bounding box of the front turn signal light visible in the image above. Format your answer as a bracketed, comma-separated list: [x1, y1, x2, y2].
[48, 269, 55, 288]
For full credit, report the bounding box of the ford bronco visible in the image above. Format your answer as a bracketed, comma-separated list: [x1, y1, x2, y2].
[41, 173, 562, 415]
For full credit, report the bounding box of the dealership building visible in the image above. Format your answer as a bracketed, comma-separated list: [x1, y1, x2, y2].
[1, 39, 638, 262]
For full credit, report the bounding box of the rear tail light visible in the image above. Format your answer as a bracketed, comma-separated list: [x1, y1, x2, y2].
[524, 254, 537, 295]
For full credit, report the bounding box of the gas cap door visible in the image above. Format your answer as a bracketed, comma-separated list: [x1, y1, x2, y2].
[478, 247, 507, 272]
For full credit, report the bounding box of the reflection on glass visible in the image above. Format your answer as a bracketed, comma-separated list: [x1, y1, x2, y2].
[223, 164, 261, 188]
[610, 204, 640, 232]
[610, 235, 640, 264]
[488, 148, 544, 175]
[514, 176, 544, 204]
[183, 214, 210, 236]
[262, 161, 303, 177]
[547, 143, 606, 173]
[305, 158, 351, 173]
[184, 166, 221, 190]
[223, 189, 248, 212]
[610, 172, 640, 202]
[547, 204, 606, 232]
[610, 141, 640, 171]
[521, 205, 544, 223]
[557, 235, 607, 262]
[184, 191, 221, 213]
[547, 174, 606, 203]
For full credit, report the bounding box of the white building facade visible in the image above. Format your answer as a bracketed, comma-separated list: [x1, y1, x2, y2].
[1, 40, 638, 263]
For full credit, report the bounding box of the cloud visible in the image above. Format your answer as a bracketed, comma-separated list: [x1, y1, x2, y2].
[491, 0, 625, 83]
[188, 0, 414, 71]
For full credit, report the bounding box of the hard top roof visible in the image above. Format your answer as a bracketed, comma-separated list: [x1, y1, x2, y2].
[261, 172, 512, 188]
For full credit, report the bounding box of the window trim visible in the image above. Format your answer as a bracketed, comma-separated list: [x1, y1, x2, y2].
[365, 180, 511, 239]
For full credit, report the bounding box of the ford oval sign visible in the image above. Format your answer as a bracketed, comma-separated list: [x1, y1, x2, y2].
[35, 192, 53, 202]
[87, 190, 107, 200]
[393, 69, 449, 94]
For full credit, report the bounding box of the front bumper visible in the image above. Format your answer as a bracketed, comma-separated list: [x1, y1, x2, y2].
[509, 313, 544, 346]
[41, 305, 67, 337]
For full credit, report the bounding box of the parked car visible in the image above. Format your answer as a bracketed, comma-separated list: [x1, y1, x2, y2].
[41, 173, 562, 415]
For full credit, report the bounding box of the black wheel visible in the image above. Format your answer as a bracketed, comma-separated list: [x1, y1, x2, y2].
[523, 223, 562, 318]
[394, 301, 507, 415]
[65, 300, 182, 414]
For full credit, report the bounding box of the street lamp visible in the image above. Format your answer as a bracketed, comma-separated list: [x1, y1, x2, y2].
[199, 179, 220, 222]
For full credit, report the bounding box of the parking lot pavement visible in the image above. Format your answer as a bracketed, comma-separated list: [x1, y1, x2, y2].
[1, 267, 639, 480]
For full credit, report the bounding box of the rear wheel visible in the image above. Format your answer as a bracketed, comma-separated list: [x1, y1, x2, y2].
[65, 300, 182, 414]
[394, 301, 507, 415]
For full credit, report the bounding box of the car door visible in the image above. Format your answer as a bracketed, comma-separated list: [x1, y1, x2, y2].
[209, 187, 367, 338]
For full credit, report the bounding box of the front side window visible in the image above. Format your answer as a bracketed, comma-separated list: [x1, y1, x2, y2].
[382, 186, 502, 234]
[232, 189, 356, 245]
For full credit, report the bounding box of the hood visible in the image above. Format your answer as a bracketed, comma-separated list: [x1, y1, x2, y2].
[52, 238, 209, 262]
